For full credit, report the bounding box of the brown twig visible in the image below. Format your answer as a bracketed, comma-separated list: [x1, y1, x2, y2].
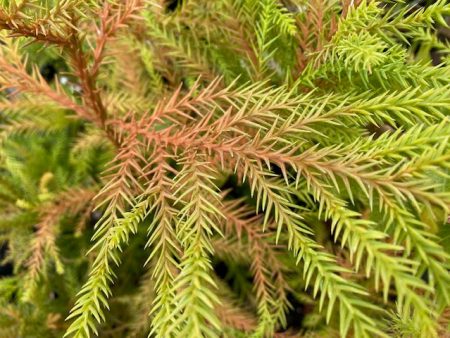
[0, 53, 93, 121]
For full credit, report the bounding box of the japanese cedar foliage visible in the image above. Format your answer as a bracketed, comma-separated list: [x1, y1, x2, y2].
[0, 0, 449, 337]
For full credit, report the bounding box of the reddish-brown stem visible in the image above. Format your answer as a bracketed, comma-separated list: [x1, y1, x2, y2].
[66, 31, 121, 148]
[91, 0, 144, 78]
[1, 23, 70, 46]
[68, 33, 107, 126]
[0, 9, 70, 46]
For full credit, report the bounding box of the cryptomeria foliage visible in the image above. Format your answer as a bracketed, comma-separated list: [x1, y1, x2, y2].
[0, 0, 450, 337]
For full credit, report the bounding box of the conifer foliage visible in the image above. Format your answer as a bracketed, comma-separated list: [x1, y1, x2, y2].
[0, 0, 450, 337]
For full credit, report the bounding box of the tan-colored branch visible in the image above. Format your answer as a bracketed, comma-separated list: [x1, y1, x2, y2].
[0, 9, 70, 46]
[68, 34, 108, 126]
[91, 0, 144, 77]
[0, 56, 93, 122]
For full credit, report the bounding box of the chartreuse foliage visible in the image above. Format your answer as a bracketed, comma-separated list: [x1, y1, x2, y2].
[0, 0, 450, 337]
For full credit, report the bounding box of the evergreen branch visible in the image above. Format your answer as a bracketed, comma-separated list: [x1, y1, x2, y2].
[0, 37, 93, 121]
[303, 176, 438, 336]
[67, 33, 109, 129]
[22, 204, 63, 301]
[90, 0, 144, 78]
[234, 157, 386, 337]
[143, 11, 218, 80]
[381, 202, 450, 309]
[169, 154, 223, 337]
[92, 130, 144, 240]
[220, 198, 290, 333]
[143, 148, 181, 337]
[22, 188, 95, 301]
[0, 1, 449, 337]
[0, 4, 73, 46]
[65, 199, 151, 338]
